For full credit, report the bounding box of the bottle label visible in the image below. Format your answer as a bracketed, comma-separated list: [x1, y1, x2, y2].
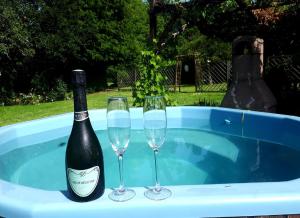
[68, 166, 100, 198]
[74, 111, 89, 121]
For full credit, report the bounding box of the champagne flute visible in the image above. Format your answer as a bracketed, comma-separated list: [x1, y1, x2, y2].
[107, 97, 135, 202]
[143, 96, 171, 200]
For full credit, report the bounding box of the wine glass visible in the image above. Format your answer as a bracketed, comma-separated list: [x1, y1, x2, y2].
[107, 97, 135, 202]
[143, 96, 171, 200]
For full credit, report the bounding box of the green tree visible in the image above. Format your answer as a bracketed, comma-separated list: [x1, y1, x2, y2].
[160, 25, 231, 62]
[34, 0, 149, 89]
[106, 0, 148, 83]
[1, 0, 149, 105]
[0, 0, 35, 104]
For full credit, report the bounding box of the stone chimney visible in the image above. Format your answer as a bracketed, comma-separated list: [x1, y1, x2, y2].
[221, 36, 277, 112]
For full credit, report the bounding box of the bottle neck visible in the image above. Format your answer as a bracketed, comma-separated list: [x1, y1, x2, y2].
[73, 85, 88, 113]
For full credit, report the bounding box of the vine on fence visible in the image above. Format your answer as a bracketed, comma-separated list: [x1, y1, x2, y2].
[132, 51, 175, 106]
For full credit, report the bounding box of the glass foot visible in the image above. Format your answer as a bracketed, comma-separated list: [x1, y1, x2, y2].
[144, 187, 171, 201]
[108, 188, 136, 202]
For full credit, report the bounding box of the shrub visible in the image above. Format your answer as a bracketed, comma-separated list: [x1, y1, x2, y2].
[0, 87, 14, 106]
[18, 91, 43, 105]
[132, 50, 175, 106]
[31, 73, 49, 96]
[31, 73, 69, 102]
[45, 79, 68, 102]
[3, 76, 70, 105]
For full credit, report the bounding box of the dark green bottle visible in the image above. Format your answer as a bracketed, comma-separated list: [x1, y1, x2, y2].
[65, 69, 105, 202]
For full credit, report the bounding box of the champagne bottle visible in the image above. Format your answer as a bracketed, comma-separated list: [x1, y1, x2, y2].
[65, 69, 105, 202]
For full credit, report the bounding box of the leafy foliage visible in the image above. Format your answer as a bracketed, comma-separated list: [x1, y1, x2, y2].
[186, 0, 299, 54]
[4, 79, 69, 105]
[132, 50, 175, 106]
[106, 0, 148, 82]
[0, 0, 148, 105]
[174, 27, 231, 61]
[154, 16, 231, 63]
[0, 0, 35, 102]
[1, 0, 298, 107]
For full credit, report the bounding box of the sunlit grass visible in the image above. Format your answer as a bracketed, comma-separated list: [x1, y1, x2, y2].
[0, 86, 225, 126]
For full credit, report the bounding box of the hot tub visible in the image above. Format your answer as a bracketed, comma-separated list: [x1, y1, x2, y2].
[1, 106, 300, 218]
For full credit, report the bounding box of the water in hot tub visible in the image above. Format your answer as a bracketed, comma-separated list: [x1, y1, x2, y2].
[1, 128, 300, 191]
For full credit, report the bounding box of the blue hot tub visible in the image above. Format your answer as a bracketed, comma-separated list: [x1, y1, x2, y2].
[0, 106, 300, 218]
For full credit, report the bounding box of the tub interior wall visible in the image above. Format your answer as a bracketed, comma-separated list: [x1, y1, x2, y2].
[1, 107, 300, 155]
[242, 112, 300, 148]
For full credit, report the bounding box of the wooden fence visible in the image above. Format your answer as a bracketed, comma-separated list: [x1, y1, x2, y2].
[115, 60, 231, 93]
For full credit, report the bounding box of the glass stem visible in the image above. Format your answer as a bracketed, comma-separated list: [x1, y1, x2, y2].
[153, 149, 161, 192]
[118, 154, 125, 192]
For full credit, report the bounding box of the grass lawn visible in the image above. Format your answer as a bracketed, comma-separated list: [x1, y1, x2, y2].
[0, 86, 225, 126]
